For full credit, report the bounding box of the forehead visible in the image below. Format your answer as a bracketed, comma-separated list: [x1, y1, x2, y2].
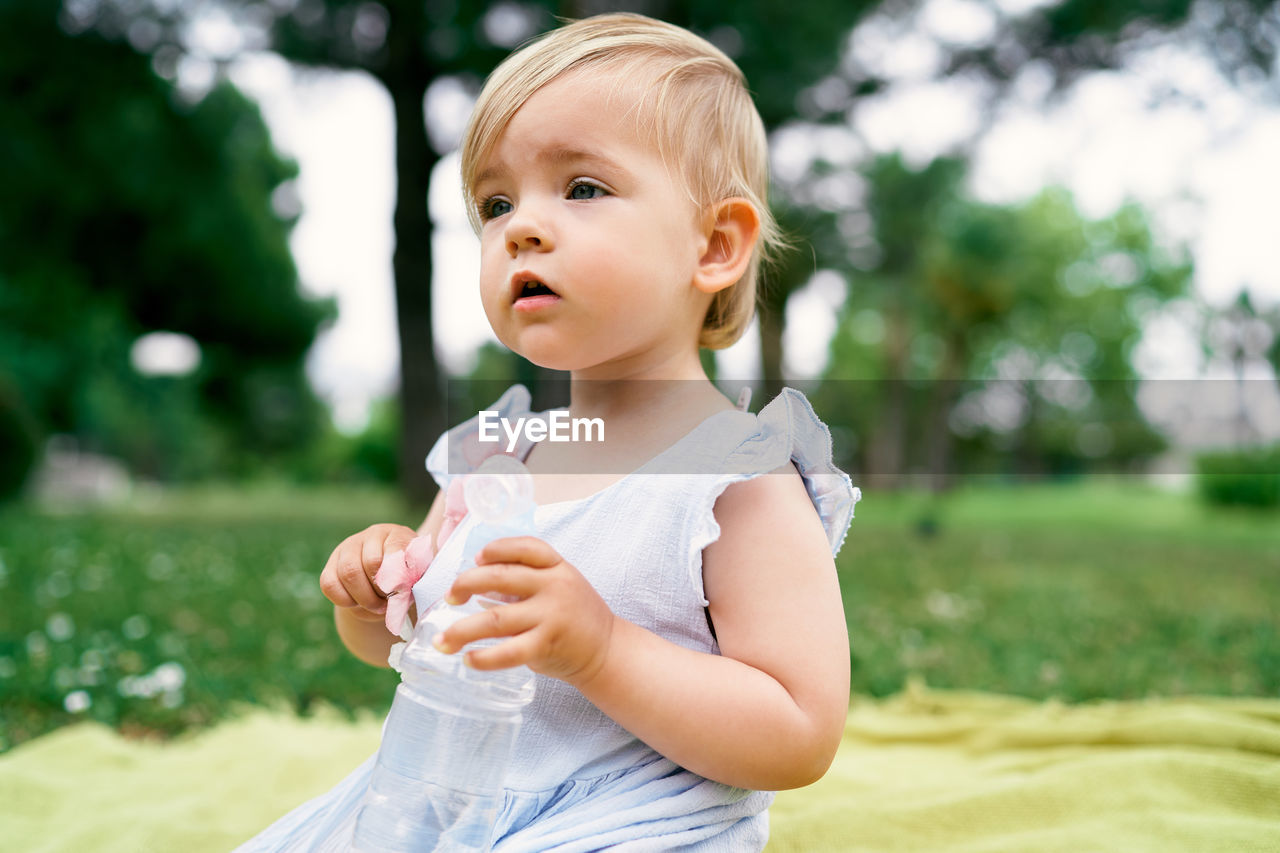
[477, 66, 664, 176]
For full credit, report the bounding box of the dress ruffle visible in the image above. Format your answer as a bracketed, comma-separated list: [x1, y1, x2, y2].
[684, 387, 860, 606]
[739, 387, 859, 554]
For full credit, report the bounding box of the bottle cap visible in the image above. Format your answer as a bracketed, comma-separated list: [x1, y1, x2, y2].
[464, 454, 534, 523]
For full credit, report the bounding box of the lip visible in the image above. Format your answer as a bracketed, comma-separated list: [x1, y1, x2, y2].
[512, 294, 560, 313]
[508, 270, 560, 307]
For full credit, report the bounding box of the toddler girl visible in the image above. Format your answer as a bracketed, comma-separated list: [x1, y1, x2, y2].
[236, 12, 859, 851]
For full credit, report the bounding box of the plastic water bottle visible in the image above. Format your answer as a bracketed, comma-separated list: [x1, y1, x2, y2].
[352, 455, 538, 852]
[457, 454, 539, 579]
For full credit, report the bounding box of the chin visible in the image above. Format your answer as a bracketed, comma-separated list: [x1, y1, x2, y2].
[497, 342, 571, 372]
[522, 352, 588, 372]
[500, 332, 590, 373]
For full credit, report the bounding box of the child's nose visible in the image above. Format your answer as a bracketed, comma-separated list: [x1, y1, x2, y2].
[504, 208, 554, 256]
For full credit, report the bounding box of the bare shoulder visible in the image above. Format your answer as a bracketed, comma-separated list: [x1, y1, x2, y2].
[708, 462, 831, 556]
[701, 462, 837, 613]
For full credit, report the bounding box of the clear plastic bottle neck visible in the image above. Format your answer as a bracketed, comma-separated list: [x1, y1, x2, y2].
[464, 454, 534, 525]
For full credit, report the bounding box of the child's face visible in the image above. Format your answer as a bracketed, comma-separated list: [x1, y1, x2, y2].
[472, 68, 712, 376]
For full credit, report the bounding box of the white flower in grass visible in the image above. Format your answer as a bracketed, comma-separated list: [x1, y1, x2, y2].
[64, 690, 91, 713]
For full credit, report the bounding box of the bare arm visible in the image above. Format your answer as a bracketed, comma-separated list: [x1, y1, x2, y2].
[322, 492, 447, 668]
[441, 464, 850, 790]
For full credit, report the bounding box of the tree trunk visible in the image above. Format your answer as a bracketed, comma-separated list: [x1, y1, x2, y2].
[1014, 379, 1042, 481]
[866, 301, 908, 489]
[384, 2, 443, 507]
[924, 331, 965, 493]
[758, 302, 785, 401]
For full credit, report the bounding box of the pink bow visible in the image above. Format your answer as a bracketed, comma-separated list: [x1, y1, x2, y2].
[377, 449, 516, 638]
[374, 535, 436, 636]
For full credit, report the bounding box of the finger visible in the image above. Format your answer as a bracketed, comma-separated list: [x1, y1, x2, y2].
[435, 601, 537, 654]
[335, 540, 386, 614]
[447, 563, 542, 605]
[320, 544, 357, 608]
[360, 537, 390, 595]
[463, 631, 541, 671]
[475, 536, 561, 569]
[343, 604, 389, 623]
[382, 526, 418, 558]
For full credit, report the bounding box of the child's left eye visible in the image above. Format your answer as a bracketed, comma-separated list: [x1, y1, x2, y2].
[567, 181, 607, 201]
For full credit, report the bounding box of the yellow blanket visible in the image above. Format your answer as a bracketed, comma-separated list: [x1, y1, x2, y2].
[769, 685, 1280, 852]
[3, 686, 1278, 852]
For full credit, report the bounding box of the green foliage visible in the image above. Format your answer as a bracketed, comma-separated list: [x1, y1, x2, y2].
[0, 375, 40, 502]
[292, 401, 402, 485]
[818, 156, 1190, 483]
[673, 0, 877, 127]
[0, 1, 334, 483]
[1195, 446, 1280, 508]
[346, 401, 401, 484]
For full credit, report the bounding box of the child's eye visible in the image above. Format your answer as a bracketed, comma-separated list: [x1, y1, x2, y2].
[567, 180, 608, 201]
[479, 196, 513, 221]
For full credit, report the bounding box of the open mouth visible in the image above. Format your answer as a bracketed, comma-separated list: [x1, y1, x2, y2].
[517, 279, 556, 299]
[512, 274, 559, 305]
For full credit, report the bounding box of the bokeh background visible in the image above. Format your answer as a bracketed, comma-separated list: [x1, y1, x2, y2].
[2, 0, 1278, 754]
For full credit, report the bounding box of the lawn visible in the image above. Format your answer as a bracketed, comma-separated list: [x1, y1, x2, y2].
[1, 478, 1276, 754]
[840, 479, 1279, 700]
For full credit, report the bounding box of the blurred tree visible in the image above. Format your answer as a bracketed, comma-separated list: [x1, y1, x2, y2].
[794, 0, 1279, 132]
[818, 155, 1192, 487]
[0, 376, 40, 502]
[69, 0, 870, 501]
[949, 0, 1278, 98]
[0, 0, 332, 488]
[780, 0, 1277, 489]
[1200, 290, 1277, 444]
[775, 0, 1278, 390]
[758, 201, 843, 398]
[1268, 302, 1280, 386]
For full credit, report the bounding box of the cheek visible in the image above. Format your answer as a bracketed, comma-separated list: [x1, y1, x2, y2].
[478, 241, 506, 295]
[477, 250, 510, 328]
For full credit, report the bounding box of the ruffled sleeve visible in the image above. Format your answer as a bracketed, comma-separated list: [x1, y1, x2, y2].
[753, 388, 861, 556]
[687, 388, 860, 600]
[424, 384, 533, 490]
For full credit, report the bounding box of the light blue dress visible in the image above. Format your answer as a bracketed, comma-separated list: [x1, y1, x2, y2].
[234, 386, 859, 852]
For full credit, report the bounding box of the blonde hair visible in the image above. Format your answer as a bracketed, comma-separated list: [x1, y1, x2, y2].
[460, 12, 781, 350]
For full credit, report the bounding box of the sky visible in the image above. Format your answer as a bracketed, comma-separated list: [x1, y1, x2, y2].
[173, 1, 1280, 433]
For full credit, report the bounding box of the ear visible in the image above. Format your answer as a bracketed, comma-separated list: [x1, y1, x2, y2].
[693, 198, 761, 295]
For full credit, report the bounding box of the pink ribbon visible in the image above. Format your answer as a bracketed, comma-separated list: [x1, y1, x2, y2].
[374, 536, 437, 636]
[376, 448, 516, 637]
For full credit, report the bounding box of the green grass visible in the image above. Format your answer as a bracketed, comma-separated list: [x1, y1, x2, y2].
[840, 479, 1280, 700]
[0, 485, 417, 753]
[1, 479, 1276, 754]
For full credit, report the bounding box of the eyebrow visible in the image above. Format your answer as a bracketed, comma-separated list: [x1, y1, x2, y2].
[474, 146, 629, 189]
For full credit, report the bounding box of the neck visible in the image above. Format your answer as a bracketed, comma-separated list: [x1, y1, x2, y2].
[565, 348, 729, 426]
[570, 343, 706, 383]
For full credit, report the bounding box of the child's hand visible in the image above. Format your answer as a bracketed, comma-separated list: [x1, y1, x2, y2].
[436, 537, 615, 687]
[320, 523, 418, 624]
